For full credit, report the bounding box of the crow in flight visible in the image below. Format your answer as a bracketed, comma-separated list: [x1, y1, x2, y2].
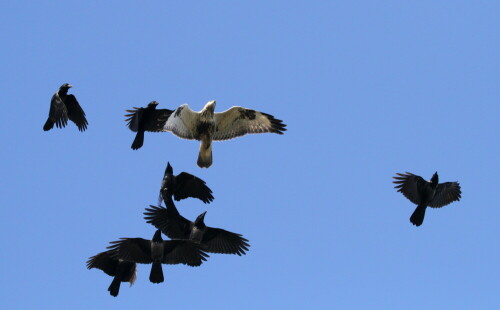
[43, 83, 88, 131]
[158, 162, 214, 206]
[162, 100, 287, 168]
[86, 250, 137, 297]
[144, 200, 249, 256]
[107, 230, 208, 284]
[124, 101, 173, 150]
[393, 172, 461, 226]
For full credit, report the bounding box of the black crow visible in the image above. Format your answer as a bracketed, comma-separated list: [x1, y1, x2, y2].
[86, 250, 137, 297]
[43, 83, 88, 131]
[124, 101, 173, 150]
[393, 172, 462, 226]
[162, 100, 287, 167]
[106, 230, 208, 284]
[144, 200, 250, 256]
[158, 162, 214, 206]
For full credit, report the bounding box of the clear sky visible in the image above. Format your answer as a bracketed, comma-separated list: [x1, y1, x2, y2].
[1, 1, 498, 309]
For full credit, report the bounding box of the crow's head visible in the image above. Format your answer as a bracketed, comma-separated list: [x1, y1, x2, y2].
[147, 101, 159, 108]
[60, 83, 72, 90]
[165, 162, 173, 175]
[152, 229, 163, 242]
[430, 172, 439, 185]
[194, 211, 207, 227]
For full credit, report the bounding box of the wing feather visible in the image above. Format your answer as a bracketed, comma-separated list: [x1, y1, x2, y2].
[144, 204, 191, 240]
[161, 240, 209, 266]
[86, 250, 118, 276]
[106, 238, 152, 264]
[49, 93, 69, 128]
[429, 182, 461, 208]
[124, 107, 172, 132]
[173, 172, 214, 203]
[393, 172, 427, 205]
[202, 227, 250, 256]
[64, 94, 88, 131]
[212, 106, 286, 141]
[163, 104, 198, 139]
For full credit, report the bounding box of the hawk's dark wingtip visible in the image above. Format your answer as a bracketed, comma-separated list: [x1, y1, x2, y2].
[262, 112, 287, 134]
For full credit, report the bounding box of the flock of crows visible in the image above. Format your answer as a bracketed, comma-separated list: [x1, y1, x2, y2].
[44, 83, 462, 297]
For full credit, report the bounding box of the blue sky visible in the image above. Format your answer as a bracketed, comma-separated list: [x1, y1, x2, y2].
[1, 1, 499, 309]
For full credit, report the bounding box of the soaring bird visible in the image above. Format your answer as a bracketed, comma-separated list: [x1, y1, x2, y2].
[43, 83, 88, 131]
[144, 200, 250, 256]
[393, 172, 462, 226]
[163, 100, 287, 168]
[87, 250, 137, 297]
[107, 230, 208, 284]
[158, 162, 214, 206]
[124, 101, 173, 150]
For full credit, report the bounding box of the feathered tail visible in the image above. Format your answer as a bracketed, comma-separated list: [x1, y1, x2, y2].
[197, 140, 212, 168]
[131, 131, 144, 150]
[410, 205, 426, 227]
[108, 277, 121, 297]
[149, 262, 164, 284]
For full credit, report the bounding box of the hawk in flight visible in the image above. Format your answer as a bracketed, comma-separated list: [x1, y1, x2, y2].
[163, 100, 287, 168]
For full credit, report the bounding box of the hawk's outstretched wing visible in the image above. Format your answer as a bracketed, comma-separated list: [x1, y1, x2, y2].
[212, 106, 286, 141]
[163, 104, 199, 139]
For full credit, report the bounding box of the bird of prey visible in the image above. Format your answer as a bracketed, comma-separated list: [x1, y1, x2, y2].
[393, 172, 462, 226]
[162, 100, 287, 168]
[86, 250, 137, 297]
[125, 101, 174, 150]
[106, 230, 208, 284]
[144, 200, 250, 256]
[158, 162, 214, 206]
[43, 83, 88, 131]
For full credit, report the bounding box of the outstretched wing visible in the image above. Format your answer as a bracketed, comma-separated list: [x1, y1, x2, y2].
[124, 107, 173, 132]
[429, 182, 461, 208]
[64, 94, 88, 131]
[173, 172, 214, 203]
[48, 93, 69, 128]
[202, 227, 250, 256]
[144, 204, 191, 240]
[393, 172, 428, 205]
[162, 240, 209, 266]
[163, 104, 199, 139]
[212, 106, 286, 141]
[107, 238, 153, 264]
[86, 250, 118, 276]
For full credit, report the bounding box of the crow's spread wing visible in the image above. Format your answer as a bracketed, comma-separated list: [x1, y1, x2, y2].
[107, 238, 153, 264]
[125, 107, 173, 132]
[144, 204, 191, 240]
[64, 94, 88, 131]
[161, 240, 209, 266]
[202, 227, 250, 256]
[86, 251, 118, 276]
[173, 172, 214, 203]
[429, 182, 461, 208]
[393, 172, 428, 205]
[48, 93, 68, 128]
